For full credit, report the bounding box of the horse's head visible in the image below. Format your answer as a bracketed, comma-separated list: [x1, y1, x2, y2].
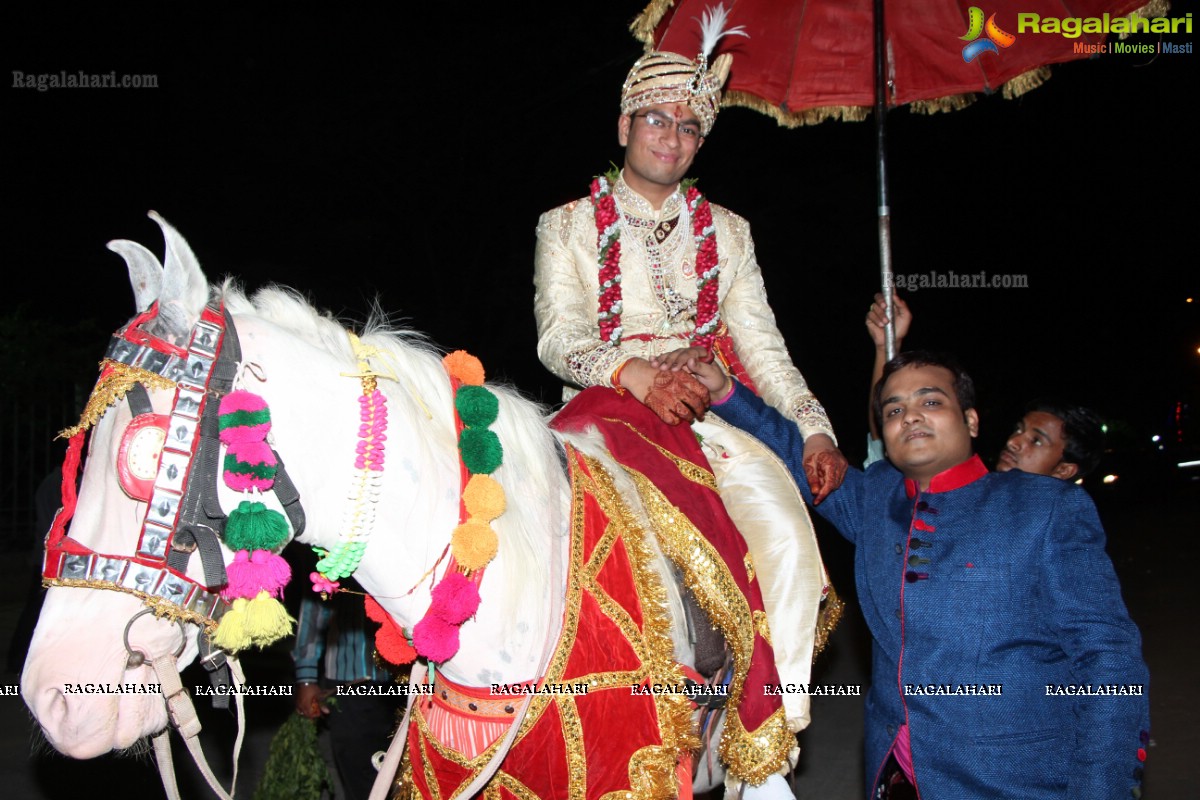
[22, 212, 241, 757]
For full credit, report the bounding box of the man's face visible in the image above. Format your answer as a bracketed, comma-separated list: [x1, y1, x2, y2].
[618, 101, 704, 196]
[880, 364, 979, 488]
[996, 411, 1077, 479]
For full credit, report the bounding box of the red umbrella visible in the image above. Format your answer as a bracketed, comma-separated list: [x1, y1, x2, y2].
[633, 0, 1170, 353]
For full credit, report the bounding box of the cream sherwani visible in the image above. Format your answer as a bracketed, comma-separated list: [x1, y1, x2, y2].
[534, 174, 833, 733]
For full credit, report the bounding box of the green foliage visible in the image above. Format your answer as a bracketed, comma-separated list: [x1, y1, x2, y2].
[253, 714, 333, 800]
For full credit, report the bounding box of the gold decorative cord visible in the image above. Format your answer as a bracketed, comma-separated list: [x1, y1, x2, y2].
[42, 577, 218, 633]
[61, 359, 176, 438]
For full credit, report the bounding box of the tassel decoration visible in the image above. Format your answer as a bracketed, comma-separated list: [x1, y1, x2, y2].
[213, 599, 253, 652]
[225, 500, 290, 551]
[223, 549, 291, 600]
[243, 591, 295, 646]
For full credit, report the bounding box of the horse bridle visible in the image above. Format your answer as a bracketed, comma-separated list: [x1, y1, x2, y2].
[40, 296, 305, 799]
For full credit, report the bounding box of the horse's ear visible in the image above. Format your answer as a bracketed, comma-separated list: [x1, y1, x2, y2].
[145, 211, 210, 344]
[107, 239, 164, 312]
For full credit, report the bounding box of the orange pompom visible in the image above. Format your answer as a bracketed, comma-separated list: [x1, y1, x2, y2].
[462, 474, 506, 522]
[443, 350, 485, 386]
[450, 520, 499, 571]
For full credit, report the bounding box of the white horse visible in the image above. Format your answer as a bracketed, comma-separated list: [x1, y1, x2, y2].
[21, 213, 793, 799]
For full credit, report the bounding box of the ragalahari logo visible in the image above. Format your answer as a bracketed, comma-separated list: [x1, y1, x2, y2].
[960, 7, 1017, 62]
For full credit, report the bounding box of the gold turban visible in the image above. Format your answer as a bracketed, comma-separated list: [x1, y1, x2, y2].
[619, 4, 747, 137]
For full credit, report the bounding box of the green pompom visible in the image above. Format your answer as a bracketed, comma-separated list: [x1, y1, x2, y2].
[455, 385, 499, 428]
[459, 428, 503, 474]
[225, 500, 290, 551]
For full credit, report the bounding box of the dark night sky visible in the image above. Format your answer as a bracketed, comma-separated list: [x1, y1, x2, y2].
[6, 2, 1197, 464]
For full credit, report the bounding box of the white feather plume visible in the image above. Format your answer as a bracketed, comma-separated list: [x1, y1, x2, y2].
[698, 3, 749, 59]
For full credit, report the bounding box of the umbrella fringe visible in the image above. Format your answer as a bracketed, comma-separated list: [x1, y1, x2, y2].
[909, 94, 977, 116]
[630, 0, 677, 51]
[722, 90, 870, 128]
[1001, 66, 1052, 100]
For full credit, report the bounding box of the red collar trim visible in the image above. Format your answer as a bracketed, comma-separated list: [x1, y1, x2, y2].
[904, 454, 988, 497]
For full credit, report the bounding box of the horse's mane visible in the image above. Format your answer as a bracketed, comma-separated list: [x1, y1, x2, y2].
[220, 280, 559, 623]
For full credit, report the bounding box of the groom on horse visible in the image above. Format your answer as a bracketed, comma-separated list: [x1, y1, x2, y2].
[534, 7, 848, 795]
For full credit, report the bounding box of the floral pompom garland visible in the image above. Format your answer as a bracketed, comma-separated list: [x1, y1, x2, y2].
[591, 174, 624, 344]
[687, 185, 721, 352]
[367, 350, 505, 668]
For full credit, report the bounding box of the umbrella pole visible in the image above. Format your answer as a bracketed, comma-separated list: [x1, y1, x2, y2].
[874, 0, 896, 361]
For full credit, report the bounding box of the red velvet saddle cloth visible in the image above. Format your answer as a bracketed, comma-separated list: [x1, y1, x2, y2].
[401, 444, 695, 799]
[399, 388, 790, 799]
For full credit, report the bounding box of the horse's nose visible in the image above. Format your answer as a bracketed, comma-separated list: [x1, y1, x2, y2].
[29, 685, 112, 758]
[34, 684, 70, 733]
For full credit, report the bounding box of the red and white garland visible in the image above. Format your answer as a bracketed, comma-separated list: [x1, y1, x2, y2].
[590, 174, 721, 352]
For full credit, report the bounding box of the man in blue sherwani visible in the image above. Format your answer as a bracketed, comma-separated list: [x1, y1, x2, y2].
[680, 349, 1149, 799]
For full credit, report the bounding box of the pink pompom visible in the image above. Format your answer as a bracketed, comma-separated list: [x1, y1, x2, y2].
[225, 472, 270, 492]
[223, 549, 290, 600]
[251, 549, 292, 588]
[412, 614, 460, 663]
[223, 440, 278, 491]
[223, 550, 261, 599]
[227, 440, 277, 469]
[429, 572, 481, 625]
[220, 423, 270, 445]
[220, 390, 268, 414]
[218, 391, 272, 444]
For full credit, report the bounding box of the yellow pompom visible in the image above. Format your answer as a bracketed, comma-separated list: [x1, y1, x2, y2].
[462, 474, 506, 522]
[244, 591, 295, 646]
[212, 599, 252, 652]
[450, 520, 498, 571]
[442, 351, 485, 385]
